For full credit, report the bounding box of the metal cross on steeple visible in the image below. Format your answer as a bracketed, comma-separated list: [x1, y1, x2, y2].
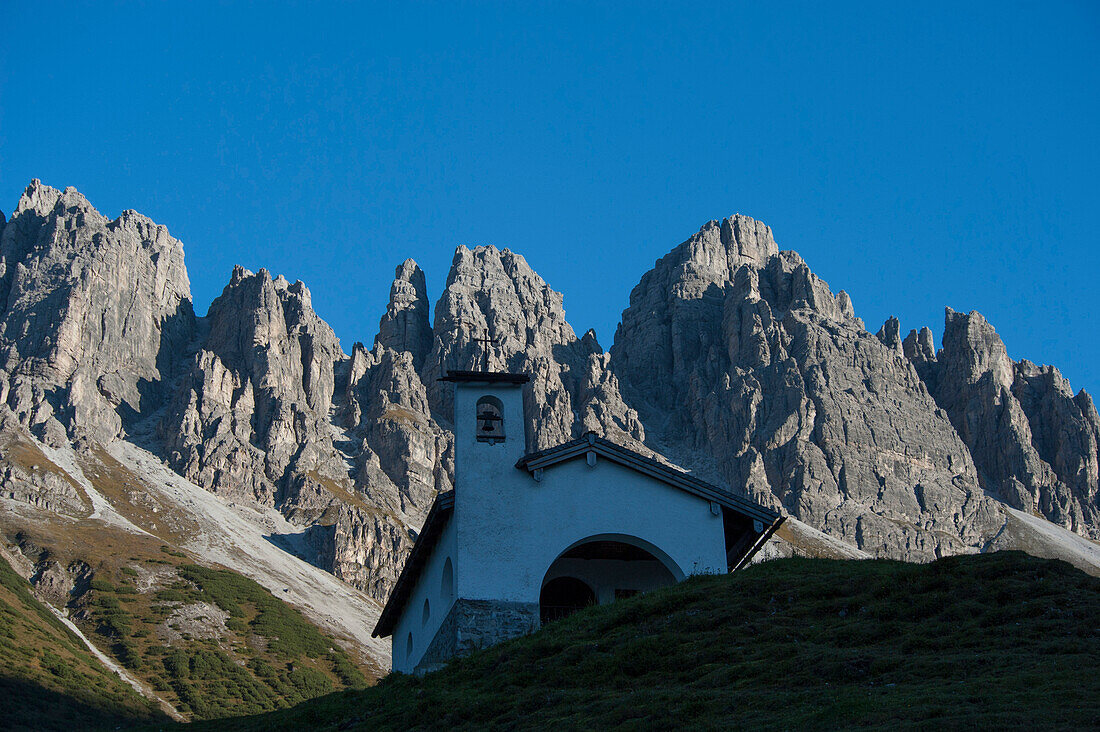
[472, 327, 498, 372]
[458, 321, 499, 372]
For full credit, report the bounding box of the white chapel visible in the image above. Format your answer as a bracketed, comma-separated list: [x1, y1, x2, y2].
[372, 369, 783, 674]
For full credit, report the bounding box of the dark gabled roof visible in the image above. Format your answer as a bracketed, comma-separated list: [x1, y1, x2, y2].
[439, 370, 529, 384]
[372, 491, 454, 639]
[516, 432, 781, 526]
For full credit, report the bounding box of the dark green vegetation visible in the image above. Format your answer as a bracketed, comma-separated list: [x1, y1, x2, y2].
[80, 560, 368, 720]
[0, 554, 164, 730]
[188, 552, 1099, 731]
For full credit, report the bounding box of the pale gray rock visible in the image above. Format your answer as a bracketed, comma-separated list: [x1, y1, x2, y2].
[1012, 361, 1100, 535]
[30, 560, 80, 607]
[375, 259, 432, 370]
[915, 308, 1100, 538]
[611, 217, 1003, 559]
[160, 266, 344, 509]
[0, 181, 195, 444]
[422, 245, 644, 451]
[611, 216, 780, 424]
[876, 316, 902, 353]
[155, 257, 456, 600]
[345, 343, 449, 517]
[329, 502, 415, 600]
[0, 407, 90, 517]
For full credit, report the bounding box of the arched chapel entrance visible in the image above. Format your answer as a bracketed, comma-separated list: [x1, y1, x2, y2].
[539, 534, 683, 625]
[539, 577, 596, 624]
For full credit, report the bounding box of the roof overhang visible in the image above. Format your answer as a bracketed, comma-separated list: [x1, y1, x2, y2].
[439, 370, 529, 384]
[372, 492, 454, 639]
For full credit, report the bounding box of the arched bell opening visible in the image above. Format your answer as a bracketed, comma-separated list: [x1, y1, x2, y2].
[539, 535, 682, 626]
[475, 395, 505, 443]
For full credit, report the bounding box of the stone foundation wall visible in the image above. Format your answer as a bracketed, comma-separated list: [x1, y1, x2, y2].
[416, 598, 539, 674]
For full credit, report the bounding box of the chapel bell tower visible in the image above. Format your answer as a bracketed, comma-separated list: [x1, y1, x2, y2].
[442, 369, 530, 493]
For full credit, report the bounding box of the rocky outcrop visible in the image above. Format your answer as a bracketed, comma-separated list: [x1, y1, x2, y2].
[346, 344, 448, 515]
[422, 245, 644, 451]
[907, 309, 1100, 538]
[611, 216, 782, 427]
[329, 502, 415, 599]
[375, 259, 432, 370]
[0, 181, 194, 445]
[612, 217, 1004, 559]
[160, 266, 346, 510]
[154, 263, 427, 599]
[876, 316, 903, 353]
[0, 408, 90, 517]
[902, 326, 937, 389]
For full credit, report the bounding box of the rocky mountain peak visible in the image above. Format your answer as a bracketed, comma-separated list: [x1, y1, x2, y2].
[419, 244, 642, 449]
[1, 182, 1097, 616]
[435, 244, 576, 346]
[876, 316, 903, 353]
[580, 328, 602, 353]
[423, 246, 572, 402]
[907, 307, 1100, 537]
[612, 216, 855, 421]
[0, 180, 194, 444]
[903, 326, 936, 362]
[613, 214, 1004, 558]
[679, 215, 779, 283]
[160, 263, 345, 505]
[940, 308, 1015, 390]
[14, 179, 67, 217]
[375, 258, 431, 369]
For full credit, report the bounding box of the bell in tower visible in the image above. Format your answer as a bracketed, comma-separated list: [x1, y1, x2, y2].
[475, 396, 505, 443]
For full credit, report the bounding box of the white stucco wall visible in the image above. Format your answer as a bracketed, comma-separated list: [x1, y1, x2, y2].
[390, 516, 457, 673]
[457, 455, 727, 604]
[451, 380, 727, 606]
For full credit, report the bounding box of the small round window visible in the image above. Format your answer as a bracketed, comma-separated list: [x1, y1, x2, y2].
[476, 396, 505, 443]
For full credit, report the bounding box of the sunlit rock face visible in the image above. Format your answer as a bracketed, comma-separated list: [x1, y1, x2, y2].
[611, 216, 1005, 560]
[159, 265, 346, 508]
[421, 245, 644, 452]
[907, 308, 1100, 539]
[0, 180, 194, 445]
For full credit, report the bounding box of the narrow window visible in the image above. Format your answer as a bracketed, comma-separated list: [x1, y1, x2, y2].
[406, 632, 413, 660]
[422, 598, 431, 626]
[441, 557, 454, 601]
[475, 396, 505, 443]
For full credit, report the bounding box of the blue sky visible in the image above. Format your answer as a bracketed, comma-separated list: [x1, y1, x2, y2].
[2, 2, 1098, 396]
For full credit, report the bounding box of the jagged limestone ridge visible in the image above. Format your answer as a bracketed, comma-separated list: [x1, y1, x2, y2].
[903, 308, 1100, 538]
[611, 215, 1005, 559]
[0, 181, 1096, 608]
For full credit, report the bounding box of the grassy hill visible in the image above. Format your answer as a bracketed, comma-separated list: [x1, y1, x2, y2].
[177, 551, 1100, 731]
[0, 553, 164, 730]
[1, 522, 373, 726]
